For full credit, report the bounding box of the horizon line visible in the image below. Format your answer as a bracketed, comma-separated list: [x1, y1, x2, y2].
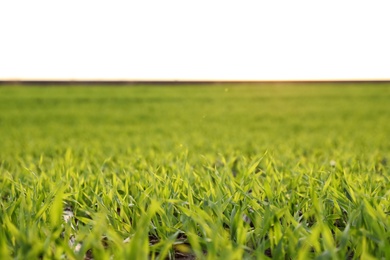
[1, 78, 390, 85]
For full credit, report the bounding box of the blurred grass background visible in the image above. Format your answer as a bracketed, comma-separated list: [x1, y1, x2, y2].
[0, 84, 389, 164]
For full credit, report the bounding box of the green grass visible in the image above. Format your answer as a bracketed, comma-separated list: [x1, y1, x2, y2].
[0, 84, 389, 259]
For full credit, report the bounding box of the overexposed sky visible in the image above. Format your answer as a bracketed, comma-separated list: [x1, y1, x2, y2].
[1, 1, 389, 81]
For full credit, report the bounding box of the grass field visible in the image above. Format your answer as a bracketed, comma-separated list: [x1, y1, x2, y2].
[0, 84, 389, 259]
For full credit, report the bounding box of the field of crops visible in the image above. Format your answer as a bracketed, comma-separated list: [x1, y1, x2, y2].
[0, 84, 389, 259]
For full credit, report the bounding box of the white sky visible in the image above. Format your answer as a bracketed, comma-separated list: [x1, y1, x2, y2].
[1, 1, 389, 81]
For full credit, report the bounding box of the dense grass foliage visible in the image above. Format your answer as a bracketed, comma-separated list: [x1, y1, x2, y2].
[0, 84, 389, 259]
